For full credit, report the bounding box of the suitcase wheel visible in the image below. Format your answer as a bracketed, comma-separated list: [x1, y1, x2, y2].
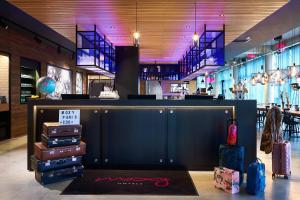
[284, 175, 289, 179]
[272, 173, 275, 180]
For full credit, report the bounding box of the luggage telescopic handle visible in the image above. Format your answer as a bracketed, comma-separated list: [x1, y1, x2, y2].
[228, 118, 238, 123]
[256, 158, 263, 163]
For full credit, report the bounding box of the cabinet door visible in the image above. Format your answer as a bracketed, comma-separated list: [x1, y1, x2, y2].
[167, 107, 233, 170]
[101, 108, 166, 166]
[35, 108, 101, 166]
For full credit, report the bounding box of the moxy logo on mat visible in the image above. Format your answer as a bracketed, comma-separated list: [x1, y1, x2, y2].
[94, 177, 170, 187]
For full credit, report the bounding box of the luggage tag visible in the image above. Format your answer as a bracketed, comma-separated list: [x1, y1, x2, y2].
[72, 138, 77, 143]
[52, 139, 58, 145]
[51, 129, 57, 134]
[49, 150, 55, 155]
[45, 160, 51, 167]
[76, 147, 80, 151]
[74, 128, 79, 133]
[72, 156, 77, 162]
[73, 166, 78, 172]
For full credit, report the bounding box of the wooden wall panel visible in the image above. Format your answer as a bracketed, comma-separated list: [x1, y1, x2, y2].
[10, 0, 288, 63]
[0, 27, 87, 138]
[139, 80, 146, 95]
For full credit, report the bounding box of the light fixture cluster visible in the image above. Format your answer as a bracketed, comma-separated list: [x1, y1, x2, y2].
[288, 63, 300, 82]
[268, 68, 287, 85]
[251, 65, 300, 86]
[251, 65, 269, 85]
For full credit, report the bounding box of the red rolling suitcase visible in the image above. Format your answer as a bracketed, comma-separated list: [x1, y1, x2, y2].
[272, 140, 291, 179]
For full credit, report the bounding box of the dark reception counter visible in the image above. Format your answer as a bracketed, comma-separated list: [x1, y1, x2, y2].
[27, 99, 257, 171]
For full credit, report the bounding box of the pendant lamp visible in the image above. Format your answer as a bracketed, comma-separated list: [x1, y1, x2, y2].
[133, 1, 140, 47]
[192, 1, 199, 46]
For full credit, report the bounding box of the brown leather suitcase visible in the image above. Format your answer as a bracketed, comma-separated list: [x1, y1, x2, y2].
[43, 122, 82, 137]
[34, 141, 86, 161]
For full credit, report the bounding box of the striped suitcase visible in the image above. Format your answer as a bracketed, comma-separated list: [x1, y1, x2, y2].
[272, 140, 291, 179]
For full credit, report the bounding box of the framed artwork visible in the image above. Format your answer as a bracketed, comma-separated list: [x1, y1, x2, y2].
[76, 72, 83, 94]
[47, 64, 72, 99]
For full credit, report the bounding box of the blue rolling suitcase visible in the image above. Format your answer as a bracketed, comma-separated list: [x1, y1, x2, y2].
[35, 165, 84, 185]
[31, 155, 83, 172]
[41, 134, 81, 148]
[246, 158, 265, 194]
[219, 144, 245, 185]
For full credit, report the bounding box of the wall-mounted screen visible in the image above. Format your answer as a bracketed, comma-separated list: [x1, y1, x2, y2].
[0, 54, 9, 102]
[170, 83, 187, 93]
[76, 72, 83, 94]
[47, 65, 72, 99]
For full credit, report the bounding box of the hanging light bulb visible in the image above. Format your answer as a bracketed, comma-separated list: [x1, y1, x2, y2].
[133, 31, 140, 40]
[290, 63, 297, 77]
[263, 72, 269, 82]
[261, 78, 266, 85]
[133, 1, 140, 47]
[297, 74, 300, 82]
[276, 68, 281, 76]
[192, 1, 199, 45]
[251, 77, 256, 86]
[193, 32, 199, 42]
[256, 72, 262, 82]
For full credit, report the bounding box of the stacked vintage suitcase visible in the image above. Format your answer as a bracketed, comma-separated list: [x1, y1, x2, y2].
[214, 119, 244, 194]
[32, 122, 86, 185]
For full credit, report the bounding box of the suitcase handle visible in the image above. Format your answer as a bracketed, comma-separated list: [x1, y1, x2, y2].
[256, 158, 263, 163]
[60, 130, 74, 134]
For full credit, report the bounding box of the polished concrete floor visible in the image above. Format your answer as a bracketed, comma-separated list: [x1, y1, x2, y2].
[0, 131, 299, 200]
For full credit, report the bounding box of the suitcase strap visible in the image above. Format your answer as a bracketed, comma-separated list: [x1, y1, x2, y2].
[271, 109, 283, 142]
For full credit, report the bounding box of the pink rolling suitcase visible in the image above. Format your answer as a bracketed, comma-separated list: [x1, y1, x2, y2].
[272, 140, 291, 179]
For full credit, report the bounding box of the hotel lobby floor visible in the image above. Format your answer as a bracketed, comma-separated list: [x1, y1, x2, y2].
[0, 132, 299, 200]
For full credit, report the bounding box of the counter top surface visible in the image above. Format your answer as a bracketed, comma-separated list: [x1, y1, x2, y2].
[0, 103, 9, 112]
[28, 99, 256, 107]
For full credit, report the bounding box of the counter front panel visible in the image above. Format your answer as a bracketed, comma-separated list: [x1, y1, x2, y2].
[27, 100, 256, 171]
